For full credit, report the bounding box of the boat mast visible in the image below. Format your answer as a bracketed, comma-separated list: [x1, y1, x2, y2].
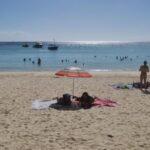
[53, 38, 55, 45]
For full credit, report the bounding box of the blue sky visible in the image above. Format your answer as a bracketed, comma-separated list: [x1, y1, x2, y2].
[0, 0, 150, 41]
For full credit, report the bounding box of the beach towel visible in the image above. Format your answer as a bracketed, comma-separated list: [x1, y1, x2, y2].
[50, 100, 81, 110]
[32, 99, 81, 110]
[93, 98, 118, 107]
[111, 83, 133, 89]
[32, 98, 118, 110]
[133, 82, 150, 89]
[32, 100, 57, 109]
[112, 82, 150, 90]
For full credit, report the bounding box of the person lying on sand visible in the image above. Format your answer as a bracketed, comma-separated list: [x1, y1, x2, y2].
[139, 61, 149, 88]
[56, 92, 94, 109]
[76, 92, 94, 109]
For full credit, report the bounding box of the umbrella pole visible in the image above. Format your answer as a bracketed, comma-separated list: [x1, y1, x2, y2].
[73, 78, 75, 96]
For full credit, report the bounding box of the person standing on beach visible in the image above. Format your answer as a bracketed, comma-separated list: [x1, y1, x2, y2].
[139, 61, 149, 88]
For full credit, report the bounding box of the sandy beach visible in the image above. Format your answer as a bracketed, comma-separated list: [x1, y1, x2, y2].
[0, 71, 150, 150]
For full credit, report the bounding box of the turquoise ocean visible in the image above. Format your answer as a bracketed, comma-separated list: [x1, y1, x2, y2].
[0, 41, 150, 72]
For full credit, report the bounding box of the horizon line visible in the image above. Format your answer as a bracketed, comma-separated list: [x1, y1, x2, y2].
[0, 40, 150, 43]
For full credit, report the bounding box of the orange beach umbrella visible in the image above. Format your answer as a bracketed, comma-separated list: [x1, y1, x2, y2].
[55, 67, 92, 95]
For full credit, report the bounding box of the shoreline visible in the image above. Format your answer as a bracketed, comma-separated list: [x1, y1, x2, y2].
[0, 70, 143, 79]
[0, 70, 140, 75]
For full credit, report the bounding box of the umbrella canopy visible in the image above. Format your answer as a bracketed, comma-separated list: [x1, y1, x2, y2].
[55, 67, 92, 78]
[55, 67, 92, 95]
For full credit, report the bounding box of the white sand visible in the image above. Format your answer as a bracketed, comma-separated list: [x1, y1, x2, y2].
[0, 71, 150, 150]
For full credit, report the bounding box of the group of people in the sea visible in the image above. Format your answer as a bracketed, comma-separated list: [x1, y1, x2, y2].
[23, 58, 41, 66]
[61, 58, 85, 67]
[23, 57, 86, 67]
[22, 54, 147, 69]
[61, 59, 78, 64]
[116, 56, 133, 61]
[60, 55, 136, 67]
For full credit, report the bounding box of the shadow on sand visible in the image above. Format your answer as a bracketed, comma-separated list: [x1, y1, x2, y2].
[49, 104, 82, 111]
[141, 89, 150, 95]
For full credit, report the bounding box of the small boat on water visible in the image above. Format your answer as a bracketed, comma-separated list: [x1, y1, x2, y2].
[33, 42, 43, 48]
[48, 44, 58, 50]
[22, 43, 29, 47]
[48, 39, 58, 50]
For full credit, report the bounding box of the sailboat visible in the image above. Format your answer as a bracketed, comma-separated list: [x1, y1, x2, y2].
[48, 39, 58, 50]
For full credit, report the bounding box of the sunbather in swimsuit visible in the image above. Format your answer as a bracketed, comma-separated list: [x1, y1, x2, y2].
[78, 92, 94, 109]
[57, 92, 95, 108]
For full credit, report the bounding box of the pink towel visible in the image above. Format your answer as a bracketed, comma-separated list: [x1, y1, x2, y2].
[93, 98, 118, 107]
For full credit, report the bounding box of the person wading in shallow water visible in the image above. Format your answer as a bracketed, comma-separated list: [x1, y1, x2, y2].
[37, 58, 41, 66]
[139, 61, 149, 88]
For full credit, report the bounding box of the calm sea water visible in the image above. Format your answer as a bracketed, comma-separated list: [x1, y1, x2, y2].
[0, 42, 150, 72]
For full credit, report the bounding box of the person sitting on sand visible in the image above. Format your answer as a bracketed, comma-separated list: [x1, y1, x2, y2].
[57, 93, 72, 106]
[78, 92, 94, 109]
[139, 61, 149, 88]
[56, 92, 95, 108]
